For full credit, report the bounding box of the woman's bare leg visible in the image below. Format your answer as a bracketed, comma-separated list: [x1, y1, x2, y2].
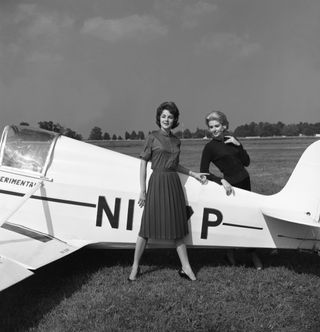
[175, 238, 196, 281]
[129, 236, 147, 280]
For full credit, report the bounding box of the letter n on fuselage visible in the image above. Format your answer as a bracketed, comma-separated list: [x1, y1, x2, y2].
[96, 196, 121, 228]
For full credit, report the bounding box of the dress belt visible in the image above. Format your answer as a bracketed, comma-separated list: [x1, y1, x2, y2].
[152, 168, 176, 173]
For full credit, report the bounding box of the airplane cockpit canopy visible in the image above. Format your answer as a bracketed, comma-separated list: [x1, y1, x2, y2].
[0, 125, 60, 178]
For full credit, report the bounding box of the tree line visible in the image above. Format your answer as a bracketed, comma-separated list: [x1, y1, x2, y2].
[87, 122, 320, 139]
[19, 120, 320, 141]
[20, 121, 83, 140]
[233, 121, 320, 137]
[88, 127, 146, 141]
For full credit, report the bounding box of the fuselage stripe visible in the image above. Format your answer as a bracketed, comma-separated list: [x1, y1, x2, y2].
[223, 222, 263, 230]
[0, 189, 96, 208]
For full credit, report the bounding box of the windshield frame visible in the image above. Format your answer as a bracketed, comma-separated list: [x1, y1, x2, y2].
[0, 125, 60, 179]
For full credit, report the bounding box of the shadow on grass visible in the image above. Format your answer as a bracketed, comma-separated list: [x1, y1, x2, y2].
[187, 248, 320, 277]
[0, 247, 319, 331]
[139, 247, 320, 277]
[0, 248, 110, 331]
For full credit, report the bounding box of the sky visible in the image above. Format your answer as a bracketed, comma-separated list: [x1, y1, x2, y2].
[0, 0, 320, 138]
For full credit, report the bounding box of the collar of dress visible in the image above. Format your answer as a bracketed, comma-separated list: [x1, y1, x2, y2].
[159, 129, 172, 137]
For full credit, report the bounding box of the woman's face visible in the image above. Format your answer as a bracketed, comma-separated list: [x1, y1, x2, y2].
[208, 119, 226, 138]
[160, 109, 174, 131]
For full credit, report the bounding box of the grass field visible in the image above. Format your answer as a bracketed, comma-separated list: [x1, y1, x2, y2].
[1, 137, 320, 331]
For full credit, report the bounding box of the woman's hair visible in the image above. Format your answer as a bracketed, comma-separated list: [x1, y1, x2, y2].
[205, 110, 229, 130]
[156, 101, 180, 129]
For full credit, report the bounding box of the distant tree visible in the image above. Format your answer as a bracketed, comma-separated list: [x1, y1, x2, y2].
[301, 126, 316, 136]
[118, 135, 123, 140]
[38, 121, 52, 131]
[281, 124, 299, 136]
[249, 122, 260, 136]
[193, 128, 206, 138]
[234, 121, 320, 137]
[103, 132, 111, 140]
[125, 131, 130, 140]
[314, 122, 320, 134]
[256, 122, 277, 137]
[183, 129, 192, 139]
[137, 131, 145, 140]
[130, 130, 138, 140]
[54, 123, 64, 133]
[274, 121, 285, 136]
[234, 122, 259, 137]
[64, 128, 82, 140]
[112, 134, 117, 140]
[236, 125, 249, 137]
[88, 126, 103, 140]
[38, 121, 64, 133]
[175, 130, 183, 138]
[297, 122, 316, 136]
[20, 122, 29, 126]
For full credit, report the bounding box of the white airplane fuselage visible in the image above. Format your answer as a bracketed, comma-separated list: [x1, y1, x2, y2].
[1, 134, 319, 252]
[1, 125, 320, 291]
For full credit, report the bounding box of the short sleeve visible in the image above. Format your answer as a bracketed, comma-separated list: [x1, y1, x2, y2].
[139, 134, 153, 161]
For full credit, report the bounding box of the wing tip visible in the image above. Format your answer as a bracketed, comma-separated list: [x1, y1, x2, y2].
[0, 256, 34, 292]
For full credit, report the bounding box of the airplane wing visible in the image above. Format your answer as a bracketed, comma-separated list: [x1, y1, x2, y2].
[261, 207, 320, 227]
[0, 223, 88, 291]
[0, 256, 34, 291]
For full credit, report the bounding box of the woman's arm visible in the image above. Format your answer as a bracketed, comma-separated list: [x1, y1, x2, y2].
[176, 164, 207, 184]
[200, 144, 223, 183]
[200, 143, 234, 195]
[225, 136, 250, 166]
[220, 178, 234, 196]
[239, 146, 250, 166]
[138, 159, 147, 207]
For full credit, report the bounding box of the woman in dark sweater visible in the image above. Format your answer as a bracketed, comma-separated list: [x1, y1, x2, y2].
[200, 110, 262, 270]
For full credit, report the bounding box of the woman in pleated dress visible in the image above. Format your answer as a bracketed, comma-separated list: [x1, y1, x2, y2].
[128, 101, 207, 281]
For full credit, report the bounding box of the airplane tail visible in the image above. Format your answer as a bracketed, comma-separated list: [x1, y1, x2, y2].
[261, 139, 320, 227]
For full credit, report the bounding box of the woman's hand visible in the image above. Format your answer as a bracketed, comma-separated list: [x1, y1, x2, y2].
[190, 171, 209, 184]
[221, 179, 234, 196]
[224, 136, 240, 146]
[138, 191, 146, 207]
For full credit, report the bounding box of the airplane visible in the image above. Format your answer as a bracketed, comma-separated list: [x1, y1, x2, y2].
[0, 124, 319, 291]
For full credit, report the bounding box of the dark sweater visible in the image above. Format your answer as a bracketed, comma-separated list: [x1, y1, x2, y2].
[200, 137, 250, 185]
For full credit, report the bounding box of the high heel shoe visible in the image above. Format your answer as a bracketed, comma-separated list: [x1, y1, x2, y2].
[128, 267, 141, 282]
[178, 269, 196, 281]
[251, 252, 263, 271]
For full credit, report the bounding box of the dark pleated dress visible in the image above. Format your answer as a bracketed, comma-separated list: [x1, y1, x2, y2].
[139, 130, 189, 240]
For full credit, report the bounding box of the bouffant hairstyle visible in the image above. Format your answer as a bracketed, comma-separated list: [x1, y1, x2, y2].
[156, 101, 180, 129]
[205, 110, 229, 130]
